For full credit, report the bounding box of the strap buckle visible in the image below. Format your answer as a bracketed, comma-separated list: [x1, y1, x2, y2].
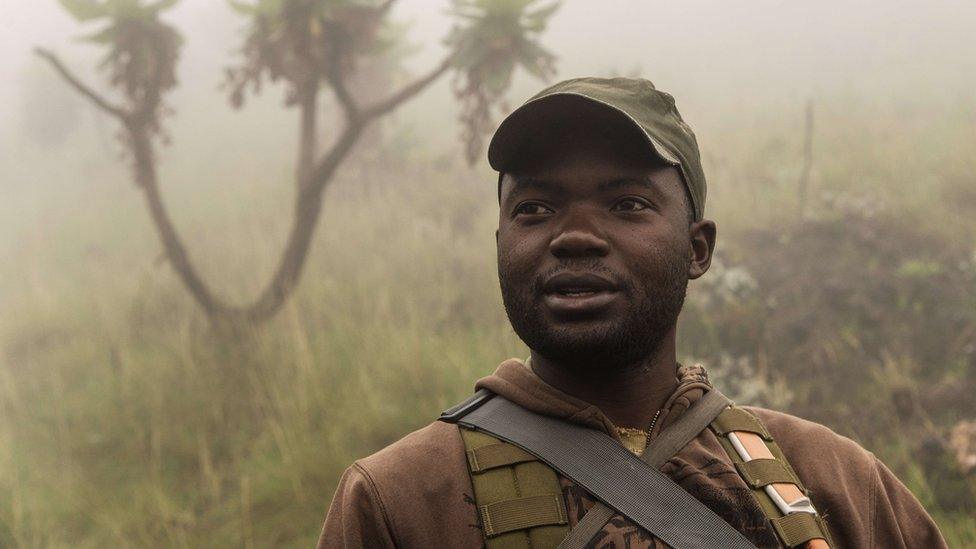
[439, 389, 494, 423]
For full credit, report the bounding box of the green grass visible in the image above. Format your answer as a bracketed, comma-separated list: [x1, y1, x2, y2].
[0, 159, 528, 546]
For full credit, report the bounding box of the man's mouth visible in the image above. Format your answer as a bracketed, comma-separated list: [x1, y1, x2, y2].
[541, 272, 621, 315]
[542, 272, 618, 294]
[555, 288, 601, 297]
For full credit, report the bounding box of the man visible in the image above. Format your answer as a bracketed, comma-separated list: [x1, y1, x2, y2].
[317, 77, 946, 548]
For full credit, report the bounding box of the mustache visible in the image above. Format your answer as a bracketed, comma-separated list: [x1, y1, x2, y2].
[532, 259, 631, 294]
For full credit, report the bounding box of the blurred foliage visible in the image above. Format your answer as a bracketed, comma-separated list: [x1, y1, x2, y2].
[224, 0, 398, 108]
[41, 0, 560, 325]
[445, 0, 558, 163]
[685, 199, 976, 512]
[59, 0, 182, 137]
[223, 0, 560, 165]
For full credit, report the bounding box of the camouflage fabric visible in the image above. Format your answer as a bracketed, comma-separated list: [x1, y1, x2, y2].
[554, 363, 781, 549]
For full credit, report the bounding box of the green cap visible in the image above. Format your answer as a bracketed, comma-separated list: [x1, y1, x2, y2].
[488, 77, 707, 220]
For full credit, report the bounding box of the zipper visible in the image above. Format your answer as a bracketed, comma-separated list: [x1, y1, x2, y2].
[643, 409, 663, 451]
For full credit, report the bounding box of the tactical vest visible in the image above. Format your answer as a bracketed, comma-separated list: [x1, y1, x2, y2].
[457, 403, 834, 548]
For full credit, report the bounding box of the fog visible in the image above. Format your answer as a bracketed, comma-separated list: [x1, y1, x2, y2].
[3, 0, 974, 164]
[1, 1, 974, 546]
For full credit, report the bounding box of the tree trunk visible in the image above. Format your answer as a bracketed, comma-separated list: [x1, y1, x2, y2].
[296, 81, 318, 187]
[39, 48, 452, 326]
[131, 117, 364, 326]
[242, 122, 364, 322]
[129, 123, 231, 320]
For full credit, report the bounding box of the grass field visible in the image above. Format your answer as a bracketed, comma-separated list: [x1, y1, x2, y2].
[1, 89, 974, 546]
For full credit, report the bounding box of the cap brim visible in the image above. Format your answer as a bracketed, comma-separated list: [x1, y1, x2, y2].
[487, 92, 679, 172]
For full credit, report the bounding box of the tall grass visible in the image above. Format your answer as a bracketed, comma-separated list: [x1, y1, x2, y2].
[1, 93, 974, 546]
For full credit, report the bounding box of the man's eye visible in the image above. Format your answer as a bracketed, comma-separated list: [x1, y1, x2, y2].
[514, 203, 553, 216]
[611, 198, 650, 212]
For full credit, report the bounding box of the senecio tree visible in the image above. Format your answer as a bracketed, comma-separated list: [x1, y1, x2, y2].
[38, 0, 559, 325]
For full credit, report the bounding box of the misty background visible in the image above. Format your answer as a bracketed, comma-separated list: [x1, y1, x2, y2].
[1, 0, 975, 546]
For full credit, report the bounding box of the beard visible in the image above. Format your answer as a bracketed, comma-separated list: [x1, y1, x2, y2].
[498, 248, 690, 373]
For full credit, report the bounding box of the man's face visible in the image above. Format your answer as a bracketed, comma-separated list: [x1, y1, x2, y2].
[496, 122, 707, 371]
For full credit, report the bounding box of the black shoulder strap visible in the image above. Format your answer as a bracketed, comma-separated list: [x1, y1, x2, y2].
[439, 388, 493, 422]
[556, 389, 733, 549]
[443, 393, 757, 549]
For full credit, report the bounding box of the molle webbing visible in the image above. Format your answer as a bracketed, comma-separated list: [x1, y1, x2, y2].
[711, 407, 773, 440]
[736, 459, 798, 488]
[453, 394, 757, 549]
[446, 389, 832, 549]
[710, 406, 834, 548]
[459, 428, 569, 547]
[772, 513, 832, 548]
[467, 442, 537, 473]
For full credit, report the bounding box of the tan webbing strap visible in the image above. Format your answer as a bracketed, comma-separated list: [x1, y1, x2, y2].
[712, 406, 834, 549]
[467, 443, 537, 473]
[711, 407, 773, 440]
[481, 494, 568, 537]
[735, 458, 800, 489]
[770, 513, 830, 548]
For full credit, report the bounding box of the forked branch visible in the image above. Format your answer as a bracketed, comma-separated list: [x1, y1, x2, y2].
[36, 44, 455, 326]
[34, 48, 129, 122]
[323, 50, 361, 123]
[363, 56, 453, 121]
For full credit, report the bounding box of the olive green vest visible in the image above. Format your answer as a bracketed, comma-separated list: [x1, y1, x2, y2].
[459, 404, 833, 548]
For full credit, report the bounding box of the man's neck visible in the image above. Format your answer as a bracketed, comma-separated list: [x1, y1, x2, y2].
[528, 333, 679, 430]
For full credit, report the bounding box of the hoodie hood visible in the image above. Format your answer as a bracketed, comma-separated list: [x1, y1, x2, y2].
[474, 358, 713, 444]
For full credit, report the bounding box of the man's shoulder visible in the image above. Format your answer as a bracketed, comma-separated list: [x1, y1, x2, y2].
[741, 405, 872, 462]
[738, 405, 946, 547]
[739, 406, 879, 526]
[353, 419, 468, 491]
[323, 421, 483, 547]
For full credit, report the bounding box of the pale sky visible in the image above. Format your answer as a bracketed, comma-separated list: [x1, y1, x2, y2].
[1, 0, 974, 162]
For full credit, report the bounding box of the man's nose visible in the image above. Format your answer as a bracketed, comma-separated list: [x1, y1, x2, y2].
[549, 209, 610, 259]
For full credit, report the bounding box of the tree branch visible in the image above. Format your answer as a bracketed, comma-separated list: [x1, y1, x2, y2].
[326, 69, 360, 122]
[245, 120, 365, 322]
[323, 43, 361, 123]
[34, 47, 129, 122]
[246, 54, 455, 322]
[362, 56, 453, 121]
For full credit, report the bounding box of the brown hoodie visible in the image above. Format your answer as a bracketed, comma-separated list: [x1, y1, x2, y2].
[317, 359, 946, 548]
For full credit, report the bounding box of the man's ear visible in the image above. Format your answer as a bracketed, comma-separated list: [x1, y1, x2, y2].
[688, 219, 717, 279]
